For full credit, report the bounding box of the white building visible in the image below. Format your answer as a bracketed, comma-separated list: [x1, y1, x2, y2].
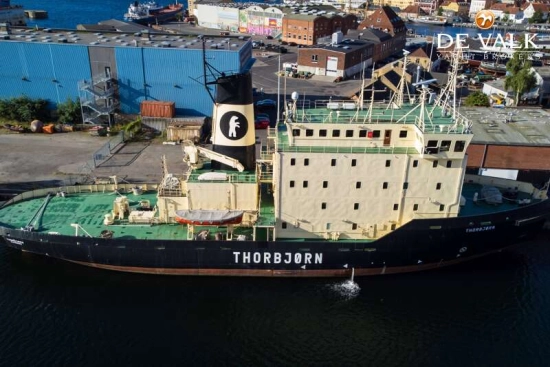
[469, 0, 490, 18]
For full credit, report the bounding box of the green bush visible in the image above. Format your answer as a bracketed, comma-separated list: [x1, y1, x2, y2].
[0, 96, 49, 122]
[57, 98, 82, 124]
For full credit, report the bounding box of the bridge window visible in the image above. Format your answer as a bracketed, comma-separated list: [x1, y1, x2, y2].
[399, 130, 408, 138]
[292, 129, 300, 137]
[346, 130, 354, 137]
[332, 130, 340, 137]
[440, 140, 451, 152]
[319, 129, 327, 137]
[306, 129, 314, 136]
[455, 140, 466, 152]
[372, 130, 381, 138]
[359, 130, 367, 138]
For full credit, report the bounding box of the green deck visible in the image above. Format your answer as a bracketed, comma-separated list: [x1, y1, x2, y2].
[0, 183, 538, 241]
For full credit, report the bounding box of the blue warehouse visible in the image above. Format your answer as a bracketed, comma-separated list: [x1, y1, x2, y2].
[0, 24, 254, 122]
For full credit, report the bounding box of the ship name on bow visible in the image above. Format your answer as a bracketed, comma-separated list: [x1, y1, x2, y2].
[466, 225, 495, 233]
[233, 252, 323, 264]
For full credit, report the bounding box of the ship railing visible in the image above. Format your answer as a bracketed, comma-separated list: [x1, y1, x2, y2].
[2, 183, 159, 209]
[186, 173, 257, 184]
[276, 144, 418, 155]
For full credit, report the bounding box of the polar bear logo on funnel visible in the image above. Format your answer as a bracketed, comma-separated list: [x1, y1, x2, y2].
[229, 115, 240, 138]
[219, 111, 248, 141]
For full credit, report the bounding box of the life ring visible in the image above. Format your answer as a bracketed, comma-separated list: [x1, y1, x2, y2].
[459, 247, 467, 253]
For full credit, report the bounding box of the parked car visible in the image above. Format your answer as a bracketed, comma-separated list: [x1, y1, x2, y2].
[279, 46, 288, 54]
[256, 99, 277, 108]
[288, 42, 297, 47]
[266, 35, 274, 40]
[254, 117, 270, 129]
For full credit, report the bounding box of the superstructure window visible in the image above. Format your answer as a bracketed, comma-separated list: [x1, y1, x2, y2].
[331, 159, 336, 166]
[351, 159, 357, 167]
[455, 140, 466, 152]
[356, 182, 361, 189]
[354, 203, 359, 210]
[359, 130, 367, 138]
[346, 130, 354, 137]
[323, 181, 328, 188]
[436, 183, 441, 190]
[290, 180, 295, 188]
[291, 158, 296, 166]
[319, 129, 327, 137]
[293, 129, 300, 137]
[383, 182, 388, 189]
[322, 202, 327, 209]
[393, 204, 399, 210]
[403, 182, 409, 190]
[312, 54, 318, 62]
[282, 222, 287, 229]
[303, 181, 308, 188]
[385, 160, 391, 167]
[306, 129, 314, 137]
[433, 160, 438, 168]
[413, 204, 418, 211]
[413, 160, 418, 167]
[446, 161, 452, 168]
[439, 204, 445, 212]
[399, 130, 408, 138]
[304, 158, 309, 166]
[332, 130, 340, 137]
[373, 130, 381, 138]
[352, 223, 357, 230]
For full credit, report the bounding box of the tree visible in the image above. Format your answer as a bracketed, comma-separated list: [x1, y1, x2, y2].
[529, 10, 544, 24]
[502, 12, 510, 23]
[464, 91, 490, 107]
[506, 36, 538, 106]
[437, 7, 443, 16]
[56, 98, 82, 124]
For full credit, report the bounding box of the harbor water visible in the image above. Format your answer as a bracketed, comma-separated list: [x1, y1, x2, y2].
[3, 2, 550, 365]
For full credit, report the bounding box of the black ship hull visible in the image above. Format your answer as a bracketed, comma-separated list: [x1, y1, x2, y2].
[1, 200, 548, 277]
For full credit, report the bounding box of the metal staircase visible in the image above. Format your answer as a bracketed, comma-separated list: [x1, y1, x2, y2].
[78, 75, 118, 125]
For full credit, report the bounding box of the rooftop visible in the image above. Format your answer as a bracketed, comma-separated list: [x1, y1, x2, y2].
[0, 26, 251, 51]
[461, 107, 550, 146]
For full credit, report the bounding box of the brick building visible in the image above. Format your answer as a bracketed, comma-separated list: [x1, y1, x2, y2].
[282, 12, 358, 46]
[297, 32, 374, 78]
[357, 6, 406, 59]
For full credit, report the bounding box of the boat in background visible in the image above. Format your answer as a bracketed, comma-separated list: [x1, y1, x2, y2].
[123, 1, 183, 25]
[408, 15, 448, 25]
[479, 61, 508, 75]
[0, 0, 25, 26]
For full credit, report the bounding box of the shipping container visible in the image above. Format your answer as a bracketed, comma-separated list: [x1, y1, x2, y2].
[140, 101, 175, 118]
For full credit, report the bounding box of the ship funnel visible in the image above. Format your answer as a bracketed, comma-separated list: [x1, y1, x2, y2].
[211, 72, 256, 171]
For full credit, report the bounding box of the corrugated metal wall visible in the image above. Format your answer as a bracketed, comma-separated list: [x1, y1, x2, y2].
[0, 40, 251, 116]
[116, 46, 243, 116]
[0, 42, 91, 106]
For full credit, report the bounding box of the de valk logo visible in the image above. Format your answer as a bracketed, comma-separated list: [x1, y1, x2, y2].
[220, 111, 248, 140]
[475, 10, 495, 30]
